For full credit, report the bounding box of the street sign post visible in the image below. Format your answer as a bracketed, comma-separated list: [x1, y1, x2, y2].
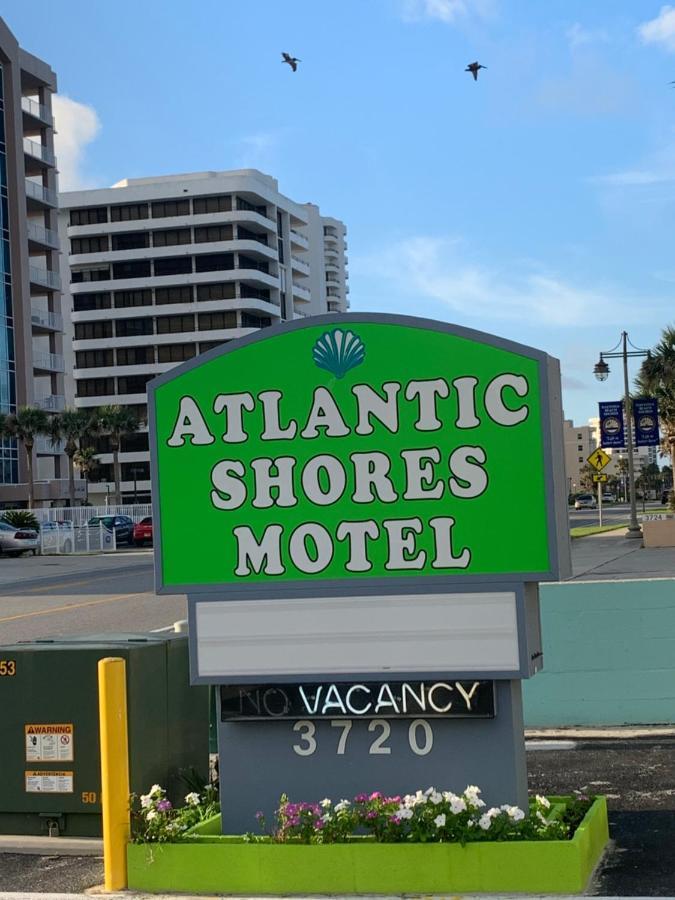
[593, 474, 608, 483]
[587, 448, 610, 472]
[149, 314, 571, 831]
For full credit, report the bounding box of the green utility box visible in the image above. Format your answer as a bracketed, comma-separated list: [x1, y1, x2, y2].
[0, 633, 209, 837]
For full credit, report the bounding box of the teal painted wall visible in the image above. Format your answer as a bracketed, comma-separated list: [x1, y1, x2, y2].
[523, 579, 675, 726]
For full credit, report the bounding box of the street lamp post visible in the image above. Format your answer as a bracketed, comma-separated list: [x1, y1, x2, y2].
[593, 331, 650, 540]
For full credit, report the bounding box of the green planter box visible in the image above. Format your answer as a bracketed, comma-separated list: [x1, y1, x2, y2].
[127, 796, 609, 895]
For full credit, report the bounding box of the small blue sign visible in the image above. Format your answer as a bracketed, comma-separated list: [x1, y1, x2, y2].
[599, 401, 625, 449]
[633, 397, 660, 447]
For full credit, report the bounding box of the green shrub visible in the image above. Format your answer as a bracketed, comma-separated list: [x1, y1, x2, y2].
[2, 510, 40, 531]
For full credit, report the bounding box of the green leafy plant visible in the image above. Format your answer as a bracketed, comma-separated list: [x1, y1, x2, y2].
[130, 783, 219, 844]
[2, 510, 40, 531]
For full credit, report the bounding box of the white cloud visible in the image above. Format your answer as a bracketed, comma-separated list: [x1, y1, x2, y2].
[566, 22, 610, 49]
[638, 5, 675, 51]
[52, 95, 101, 191]
[400, 0, 494, 24]
[590, 140, 675, 187]
[359, 235, 662, 327]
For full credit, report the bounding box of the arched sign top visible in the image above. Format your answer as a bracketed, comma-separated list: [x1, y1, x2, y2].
[149, 314, 571, 594]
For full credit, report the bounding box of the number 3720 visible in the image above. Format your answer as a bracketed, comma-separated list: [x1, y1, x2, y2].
[292, 718, 433, 757]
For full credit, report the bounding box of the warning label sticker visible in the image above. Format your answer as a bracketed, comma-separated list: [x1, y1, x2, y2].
[25, 771, 74, 793]
[25, 724, 74, 762]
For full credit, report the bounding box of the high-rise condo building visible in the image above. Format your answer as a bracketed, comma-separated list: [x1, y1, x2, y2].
[0, 17, 71, 508]
[58, 169, 349, 504]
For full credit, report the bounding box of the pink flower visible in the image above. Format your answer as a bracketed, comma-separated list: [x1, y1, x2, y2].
[366, 810, 377, 819]
[354, 793, 368, 803]
[369, 792, 382, 800]
[156, 799, 172, 812]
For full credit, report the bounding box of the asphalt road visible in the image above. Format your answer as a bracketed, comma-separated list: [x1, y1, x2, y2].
[569, 501, 664, 529]
[0, 554, 182, 644]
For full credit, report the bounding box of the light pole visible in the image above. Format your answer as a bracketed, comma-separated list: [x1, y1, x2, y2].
[130, 467, 143, 505]
[593, 331, 650, 540]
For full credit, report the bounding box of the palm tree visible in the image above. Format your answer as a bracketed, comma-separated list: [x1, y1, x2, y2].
[636, 325, 675, 467]
[616, 457, 630, 502]
[73, 446, 99, 504]
[95, 405, 139, 505]
[5, 406, 49, 508]
[48, 408, 93, 508]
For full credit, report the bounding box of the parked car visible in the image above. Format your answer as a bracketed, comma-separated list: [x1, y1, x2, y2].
[663, 489, 673, 505]
[574, 493, 597, 510]
[40, 521, 74, 553]
[601, 492, 614, 503]
[87, 514, 135, 546]
[133, 516, 153, 547]
[0, 520, 39, 556]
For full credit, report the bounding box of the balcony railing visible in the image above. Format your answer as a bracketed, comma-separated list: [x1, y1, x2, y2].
[26, 179, 58, 208]
[292, 282, 311, 301]
[291, 254, 310, 270]
[33, 351, 65, 373]
[27, 221, 60, 250]
[31, 308, 64, 331]
[23, 137, 56, 167]
[29, 266, 61, 291]
[21, 96, 53, 126]
[326, 275, 340, 285]
[35, 394, 66, 412]
[36, 435, 65, 455]
[290, 229, 309, 248]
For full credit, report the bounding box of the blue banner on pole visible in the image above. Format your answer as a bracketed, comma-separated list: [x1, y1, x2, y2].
[599, 401, 625, 448]
[633, 397, 660, 447]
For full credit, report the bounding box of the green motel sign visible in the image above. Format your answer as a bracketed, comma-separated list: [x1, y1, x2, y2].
[149, 314, 570, 593]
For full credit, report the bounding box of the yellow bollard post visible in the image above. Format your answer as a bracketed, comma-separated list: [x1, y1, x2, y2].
[98, 657, 130, 891]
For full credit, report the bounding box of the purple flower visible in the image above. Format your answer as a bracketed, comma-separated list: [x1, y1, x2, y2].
[314, 819, 325, 829]
[255, 811, 264, 820]
[366, 810, 377, 820]
[389, 814, 401, 823]
[354, 793, 368, 803]
[156, 799, 172, 812]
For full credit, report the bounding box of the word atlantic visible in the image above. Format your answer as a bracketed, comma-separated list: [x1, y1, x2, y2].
[166, 374, 530, 577]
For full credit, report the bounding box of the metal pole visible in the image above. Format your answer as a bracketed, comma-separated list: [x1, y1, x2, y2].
[98, 657, 130, 891]
[623, 332, 642, 539]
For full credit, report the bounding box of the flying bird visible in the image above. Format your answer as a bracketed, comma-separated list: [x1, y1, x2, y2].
[465, 61, 487, 81]
[282, 53, 301, 72]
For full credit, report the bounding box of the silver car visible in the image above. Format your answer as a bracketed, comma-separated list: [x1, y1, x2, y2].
[0, 520, 39, 556]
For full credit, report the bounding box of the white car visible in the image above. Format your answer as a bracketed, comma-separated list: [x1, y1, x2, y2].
[574, 494, 597, 510]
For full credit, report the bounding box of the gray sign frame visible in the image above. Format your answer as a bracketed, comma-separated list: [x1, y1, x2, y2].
[148, 313, 572, 598]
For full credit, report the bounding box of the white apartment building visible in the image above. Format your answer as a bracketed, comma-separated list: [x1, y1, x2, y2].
[563, 418, 597, 494]
[58, 169, 349, 504]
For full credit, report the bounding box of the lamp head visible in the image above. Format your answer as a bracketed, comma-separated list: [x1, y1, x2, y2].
[594, 357, 610, 382]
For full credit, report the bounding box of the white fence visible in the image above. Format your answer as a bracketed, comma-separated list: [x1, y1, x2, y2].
[39, 522, 117, 555]
[16, 504, 152, 528]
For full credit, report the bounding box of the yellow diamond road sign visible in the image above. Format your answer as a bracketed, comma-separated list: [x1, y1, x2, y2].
[587, 448, 611, 472]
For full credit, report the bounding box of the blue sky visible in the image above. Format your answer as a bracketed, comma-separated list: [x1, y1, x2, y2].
[7, 0, 675, 426]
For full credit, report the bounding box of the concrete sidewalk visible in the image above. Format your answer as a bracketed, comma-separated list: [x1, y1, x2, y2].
[570, 527, 675, 581]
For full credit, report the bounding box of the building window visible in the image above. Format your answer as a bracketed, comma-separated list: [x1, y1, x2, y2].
[239, 285, 270, 302]
[110, 203, 148, 222]
[157, 343, 197, 363]
[195, 253, 234, 273]
[153, 228, 191, 247]
[154, 256, 192, 277]
[74, 321, 113, 340]
[122, 432, 149, 452]
[126, 403, 148, 423]
[116, 346, 155, 366]
[194, 224, 233, 243]
[70, 207, 108, 226]
[113, 260, 151, 280]
[577, 444, 583, 451]
[237, 226, 268, 245]
[241, 312, 272, 328]
[199, 340, 228, 353]
[114, 289, 152, 308]
[156, 314, 195, 334]
[71, 235, 109, 254]
[193, 195, 232, 215]
[112, 232, 150, 251]
[196, 283, 235, 302]
[155, 285, 193, 304]
[76, 377, 115, 397]
[115, 317, 153, 337]
[73, 292, 111, 312]
[122, 460, 151, 480]
[75, 349, 114, 368]
[151, 199, 190, 218]
[236, 196, 268, 216]
[198, 311, 237, 331]
[578, 456, 584, 463]
[72, 267, 111, 283]
[238, 254, 269, 273]
[118, 374, 154, 394]
[577, 433, 582, 439]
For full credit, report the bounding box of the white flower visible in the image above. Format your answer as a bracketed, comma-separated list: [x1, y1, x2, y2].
[450, 797, 466, 815]
[146, 810, 158, 821]
[503, 805, 525, 821]
[334, 800, 350, 813]
[424, 786, 435, 796]
[434, 814, 446, 828]
[464, 785, 481, 798]
[430, 791, 443, 805]
[397, 806, 414, 820]
[478, 814, 492, 830]
[184, 792, 200, 807]
[536, 810, 549, 824]
[536, 795, 551, 809]
[149, 784, 163, 797]
[414, 790, 426, 805]
[487, 807, 501, 819]
[140, 794, 153, 809]
[468, 817, 477, 827]
[320, 798, 332, 808]
[321, 813, 332, 823]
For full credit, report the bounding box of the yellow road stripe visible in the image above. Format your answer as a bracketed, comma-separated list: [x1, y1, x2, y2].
[0, 591, 151, 624]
